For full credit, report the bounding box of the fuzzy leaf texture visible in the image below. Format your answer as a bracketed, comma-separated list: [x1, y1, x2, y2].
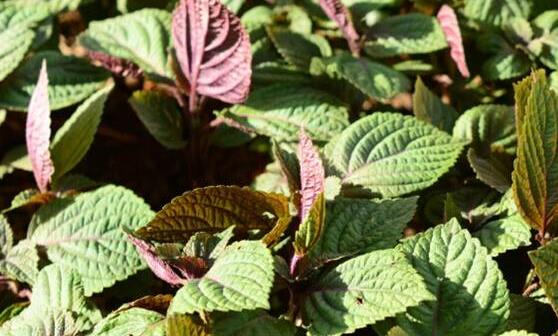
[136, 186, 291, 246]
[168, 241, 274, 314]
[308, 196, 417, 268]
[25, 60, 53, 193]
[327, 112, 465, 197]
[318, 0, 360, 54]
[413, 77, 458, 133]
[396, 220, 510, 336]
[30, 185, 155, 295]
[297, 128, 325, 222]
[79, 9, 172, 77]
[512, 70, 558, 236]
[89, 308, 165, 336]
[172, 0, 251, 111]
[364, 13, 447, 58]
[437, 5, 470, 78]
[528, 237, 558, 317]
[0, 51, 110, 111]
[301, 248, 432, 335]
[220, 84, 349, 142]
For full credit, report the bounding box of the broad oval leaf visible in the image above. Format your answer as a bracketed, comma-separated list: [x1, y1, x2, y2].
[437, 5, 469, 78]
[308, 196, 417, 268]
[172, 0, 252, 110]
[25, 60, 53, 193]
[396, 220, 510, 336]
[168, 241, 274, 314]
[50, 81, 114, 184]
[464, 0, 531, 27]
[310, 53, 410, 101]
[364, 13, 447, 58]
[267, 28, 332, 71]
[79, 9, 172, 77]
[218, 84, 349, 142]
[212, 310, 296, 336]
[317, 0, 360, 54]
[167, 314, 209, 336]
[512, 70, 558, 236]
[136, 186, 291, 246]
[327, 112, 465, 197]
[301, 248, 432, 335]
[473, 214, 531, 256]
[0, 240, 39, 285]
[0, 51, 110, 111]
[30, 185, 155, 295]
[0, 27, 34, 82]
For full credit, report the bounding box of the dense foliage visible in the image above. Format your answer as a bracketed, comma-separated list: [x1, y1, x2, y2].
[1, 0, 558, 335]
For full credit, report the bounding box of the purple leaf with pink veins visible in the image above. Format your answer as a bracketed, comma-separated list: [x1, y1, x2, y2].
[437, 5, 470, 78]
[318, 0, 360, 55]
[25, 60, 54, 193]
[172, 0, 252, 112]
[297, 128, 325, 222]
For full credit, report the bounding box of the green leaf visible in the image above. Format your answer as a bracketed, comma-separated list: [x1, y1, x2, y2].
[0, 303, 27, 327]
[464, 0, 531, 27]
[327, 112, 465, 197]
[529, 237, 558, 316]
[310, 53, 410, 101]
[219, 84, 349, 142]
[30, 185, 155, 295]
[473, 215, 531, 256]
[467, 148, 514, 193]
[267, 28, 331, 71]
[294, 193, 325, 258]
[498, 331, 538, 336]
[507, 294, 536, 332]
[79, 9, 172, 77]
[128, 90, 186, 149]
[396, 220, 510, 336]
[0, 145, 32, 180]
[27, 264, 101, 329]
[482, 52, 531, 81]
[212, 310, 296, 336]
[50, 81, 114, 183]
[0, 215, 13, 254]
[90, 308, 165, 336]
[0, 51, 110, 111]
[301, 248, 432, 336]
[0, 264, 101, 335]
[308, 196, 417, 268]
[168, 241, 274, 314]
[136, 186, 291, 246]
[512, 70, 558, 236]
[0, 27, 34, 82]
[166, 314, 209, 336]
[252, 162, 290, 196]
[364, 13, 447, 58]
[413, 77, 458, 133]
[393, 60, 433, 74]
[0, 240, 38, 285]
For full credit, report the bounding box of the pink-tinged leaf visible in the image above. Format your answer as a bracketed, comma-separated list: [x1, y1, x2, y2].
[172, 0, 252, 112]
[437, 5, 470, 78]
[128, 234, 185, 286]
[297, 128, 325, 221]
[87, 51, 142, 78]
[318, 0, 360, 55]
[25, 60, 54, 193]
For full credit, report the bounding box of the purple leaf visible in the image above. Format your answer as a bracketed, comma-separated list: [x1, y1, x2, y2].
[297, 128, 325, 221]
[318, 0, 360, 55]
[172, 0, 252, 112]
[128, 234, 185, 286]
[87, 51, 142, 78]
[25, 60, 54, 193]
[437, 5, 470, 78]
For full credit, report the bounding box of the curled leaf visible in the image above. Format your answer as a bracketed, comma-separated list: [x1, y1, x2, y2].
[128, 234, 185, 286]
[25, 60, 54, 193]
[172, 0, 252, 111]
[318, 0, 360, 55]
[437, 5, 470, 78]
